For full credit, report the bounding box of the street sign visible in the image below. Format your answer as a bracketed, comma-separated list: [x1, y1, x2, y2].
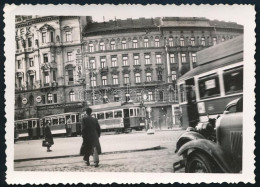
[22, 98, 27, 105]
[36, 96, 42, 103]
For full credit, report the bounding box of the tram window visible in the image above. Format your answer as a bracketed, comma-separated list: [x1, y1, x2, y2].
[97, 113, 105, 120]
[28, 121, 32, 129]
[23, 122, 27, 129]
[53, 118, 58, 126]
[199, 75, 220, 99]
[224, 67, 243, 94]
[105, 112, 113, 119]
[114, 110, 122, 118]
[71, 115, 76, 123]
[17, 123, 22, 130]
[59, 117, 65, 125]
[137, 108, 140, 115]
[32, 121, 37, 128]
[130, 109, 134, 117]
[76, 114, 80, 122]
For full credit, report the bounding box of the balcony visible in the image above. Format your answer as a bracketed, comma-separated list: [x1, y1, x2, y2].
[100, 66, 109, 74]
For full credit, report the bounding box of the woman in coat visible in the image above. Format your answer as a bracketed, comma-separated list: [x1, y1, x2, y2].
[44, 122, 54, 152]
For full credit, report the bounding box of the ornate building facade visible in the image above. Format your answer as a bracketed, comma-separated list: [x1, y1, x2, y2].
[15, 16, 243, 129]
[15, 16, 91, 119]
[81, 17, 243, 129]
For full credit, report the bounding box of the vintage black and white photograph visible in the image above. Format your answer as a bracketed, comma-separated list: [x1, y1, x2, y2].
[4, 4, 255, 184]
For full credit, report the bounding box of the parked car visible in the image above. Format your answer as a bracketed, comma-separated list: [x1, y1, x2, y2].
[173, 97, 243, 173]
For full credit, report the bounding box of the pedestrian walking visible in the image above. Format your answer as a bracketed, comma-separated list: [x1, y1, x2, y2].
[66, 117, 72, 136]
[80, 108, 101, 167]
[44, 121, 54, 152]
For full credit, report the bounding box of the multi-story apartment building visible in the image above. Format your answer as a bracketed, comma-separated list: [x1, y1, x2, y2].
[81, 17, 243, 129]
[15, 16, 91, 119]
[15, 16, 243, 129]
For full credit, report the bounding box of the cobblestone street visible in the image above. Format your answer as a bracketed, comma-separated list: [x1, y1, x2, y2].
[14, 130, 185, 172]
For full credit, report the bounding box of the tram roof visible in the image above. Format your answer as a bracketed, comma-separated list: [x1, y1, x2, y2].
[42, 112, 80, 118]
[15, 118, 40, 122]
[178, 35, 243, 82]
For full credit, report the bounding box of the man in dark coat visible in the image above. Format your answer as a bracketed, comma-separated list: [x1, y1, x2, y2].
[44, 121, 54, 152]
[81, 108, 101, 167]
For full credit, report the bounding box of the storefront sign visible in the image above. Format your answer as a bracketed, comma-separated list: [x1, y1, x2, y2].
[36, 96, 42, 103]
[22, 98, 27, 105]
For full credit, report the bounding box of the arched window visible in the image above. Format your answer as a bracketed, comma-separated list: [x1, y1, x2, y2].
[69, 91, 75, 102]
[122, 38, 127, 49]
[169, 36, 174, 47]
[155, 37, 160, 47]
[144, 37, 149, 48]
[29, 95, 34, 106]
[110, 39, 116, 50]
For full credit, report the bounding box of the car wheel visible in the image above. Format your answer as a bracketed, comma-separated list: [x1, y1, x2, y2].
[185, 152, 218, 173]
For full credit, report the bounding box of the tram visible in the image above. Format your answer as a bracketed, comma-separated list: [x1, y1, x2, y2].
[15, 118, 41, 140]
[177, 35, 243, 128]
[41, 112, 81, 136]
[82, 102, 146, 132]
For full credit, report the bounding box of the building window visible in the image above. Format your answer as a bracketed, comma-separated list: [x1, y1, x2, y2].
[170, 54, 175, 63]
[124, 74, 130, 84]
[16, 40, 20, 49]
[169, 37, 174, 47]
[191, 37, 195, 46]
[155, 38, 160, 47]
[42, 95, 46, 104]
[201, 37, 205, 46]
[43, 53, 48, 63]
[100, 58, 106, 68]
[137, 93, 142, 102]
[53, 94, 57, 103]
[29, 75, 34, 87]
[28, 38, 32, 47]
[44, 72, 50, 84]
[29, 58, 34, 67]
[180, 37, 185, 46]
[192, 53, 197, 63]
[89, 43, 94, 52]
[102, 76, 107, 86]
[148, 92, 153, 101]
[172, 71, 177, 81]
[67, 52, 72, 62]
[18, 77, 22, 88]
[122, 40, 127, 49]
[65, 31, 72, 42]
[110, 40, 116, 50]
[68, 69, 74, 82]
[89, 59, 96, 69]
[157, 71, 162, 81]
[134, 55, 139, 65]
[42, 32, 47, 43]
[111, 57, 117, 67]
[112, 75, 119, 85]
[20, 28, 24, 35]
[50, 31, 54, 42]
[47, 93, 53, 104]
[123, 56, 128, 66]
[144, 38, 149, 48]
[145, 54, 150, 64]
[146, 72, 152, 82]
[213, 37, 217, 45]
[181, 54, 186, 63]
[114, 95, 120, 102]
[159, 91, 164, 101]
[69, 91, 75, 102]
[53, 71, 56, 82]
[135, 73, 141, 83]
[17, 60, 22, 69]
[156, 54, 162, 64]
[132, 39, 138, 48]
[100, 41, 105, 51]
[91, 76, 96, 87]
[180, 84, 186, 103]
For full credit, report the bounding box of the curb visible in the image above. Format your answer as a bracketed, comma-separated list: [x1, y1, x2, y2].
[14, 145, 161, 162]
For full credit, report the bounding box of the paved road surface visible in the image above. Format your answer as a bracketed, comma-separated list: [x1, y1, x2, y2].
[14, 130, 185, 172]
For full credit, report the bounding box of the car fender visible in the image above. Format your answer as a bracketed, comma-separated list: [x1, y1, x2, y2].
[175, 131, 205, 153]
[177, 139, 233, 173]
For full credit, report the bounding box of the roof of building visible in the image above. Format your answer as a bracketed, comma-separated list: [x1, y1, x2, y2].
[82, 17, 243, 36]
[178, 35, 243, 81]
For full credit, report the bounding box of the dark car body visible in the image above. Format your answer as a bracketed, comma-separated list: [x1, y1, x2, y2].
[173, 97, 243, 173]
